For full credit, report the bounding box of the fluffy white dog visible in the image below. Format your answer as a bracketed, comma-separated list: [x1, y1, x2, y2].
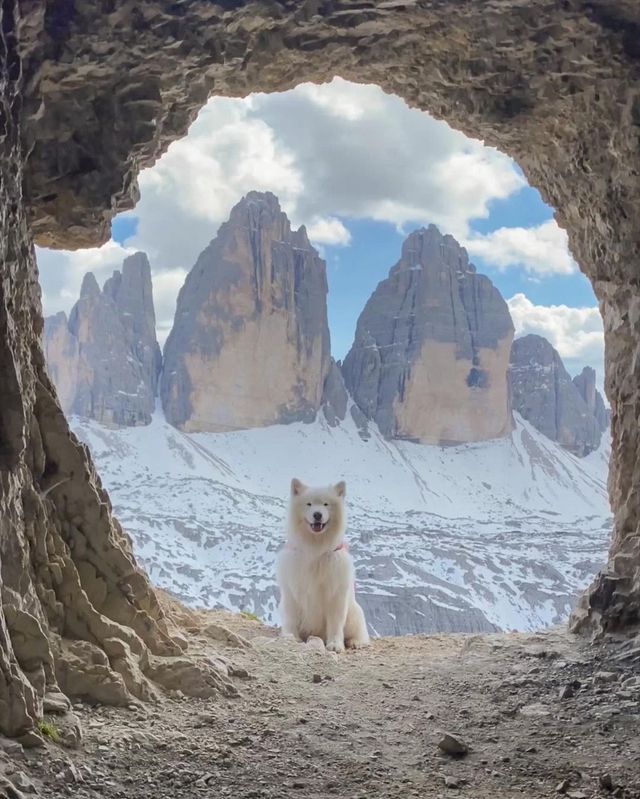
[275, 478, 370, 652]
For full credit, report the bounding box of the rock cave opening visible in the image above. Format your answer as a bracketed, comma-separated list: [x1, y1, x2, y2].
[1, 0, 639, 763]
[36, 76, 611, 642]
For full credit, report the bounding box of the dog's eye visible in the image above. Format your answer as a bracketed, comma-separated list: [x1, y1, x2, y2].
[306, 502, 312, 507]
[323, 503, 328, 507]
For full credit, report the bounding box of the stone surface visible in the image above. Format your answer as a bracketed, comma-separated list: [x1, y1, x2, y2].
[573, 367, 610, 433]
[510, 335, 603, 457]
[321, 359, 349, 428]
[438, 732, 469, 756]
[43, 253, 161, 427]
[342, 225, 514, 444]
[6, 624, 640, 799]
[161, 192, 331, 432]
[0, 20, 227, 734]
[2, 0, 640, 741]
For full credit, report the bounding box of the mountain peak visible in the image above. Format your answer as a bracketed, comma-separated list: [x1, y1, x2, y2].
[510, 334, 604, 456]
[343, 225, 513, 444]
[44, 254, 161, 427]
[79, 271, 100, 299]
[161, 191, 331, 432]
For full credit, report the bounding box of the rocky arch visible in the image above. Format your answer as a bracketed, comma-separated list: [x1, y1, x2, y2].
[1, 0, 639, 738]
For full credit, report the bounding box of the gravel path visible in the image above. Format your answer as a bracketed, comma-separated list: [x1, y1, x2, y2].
[3, 614, 639, 799]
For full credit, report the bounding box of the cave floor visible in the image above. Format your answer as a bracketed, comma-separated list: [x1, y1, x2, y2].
[5, 615, 640, 799]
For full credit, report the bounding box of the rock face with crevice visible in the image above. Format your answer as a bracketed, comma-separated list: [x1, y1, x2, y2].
[161, 192, 331, 432]
[43, 253, 161, 427]
[343, 225, 514, 444]
[573, 366, 610, 433]
[321, 359, 349, 428]
[3, 0, 640, 741]
[510, 334, 604, 457]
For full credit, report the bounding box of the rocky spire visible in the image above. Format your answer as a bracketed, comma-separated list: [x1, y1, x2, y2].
[342, 224, 514, 444]
[509, 335, 603, 456]
[161, 191, 331, 432]
[573, 366, 609, 433]
[43, 253, 161, 426]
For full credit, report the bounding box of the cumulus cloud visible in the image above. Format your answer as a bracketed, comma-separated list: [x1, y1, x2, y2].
[465, 220, 576, 276]
[252, 79, 523, 240]
[305, 217, 352, 247]
[37, 240, 136, 317]
[507, 293, 604, 387]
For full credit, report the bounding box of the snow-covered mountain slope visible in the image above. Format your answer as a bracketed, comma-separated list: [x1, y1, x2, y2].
[71, 408, 612, 636]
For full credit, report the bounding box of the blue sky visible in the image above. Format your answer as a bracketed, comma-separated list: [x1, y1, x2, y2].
[37, 78, 604, 388]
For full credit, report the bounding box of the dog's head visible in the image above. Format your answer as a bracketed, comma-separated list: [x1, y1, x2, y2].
[288, 478, 346, 540]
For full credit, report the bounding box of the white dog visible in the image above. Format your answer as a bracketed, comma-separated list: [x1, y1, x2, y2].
[275, 478, 370, 652]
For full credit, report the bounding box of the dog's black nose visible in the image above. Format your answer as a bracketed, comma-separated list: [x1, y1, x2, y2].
[313, 511, 323, 521]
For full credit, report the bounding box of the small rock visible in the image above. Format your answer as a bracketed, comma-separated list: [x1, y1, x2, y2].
[60, 764, 83, 784]
[58, 712, 83, 748]
[0, 775, 27, 799]
[305, 637, 325, 652]
[520, 703, 551, 718]
[558, 680, 581, 700]
[599, 774, 614, 791]
[556, 778, 570, 794]
[43, 692, 71, 714]
[312, 674, 323, 684]
[566, 792, 588, 799]
[194, 773, 214, 788]
[594, 671, 618, 685]
[437, 733, 468, 757]
[292, 781, 306, 789]
[0, 738, 24, 758]
[229, 666, 250, 679]
[11, 772, 37, 794]
[16, 731, 44, 749]
[444, 775, 461, 789]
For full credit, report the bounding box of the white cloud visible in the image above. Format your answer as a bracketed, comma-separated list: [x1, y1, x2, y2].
[465, 220, 576, 276]
[507, 293, 604, 388]
[306, 217, 352, 247]
[37, 240, 136, 317]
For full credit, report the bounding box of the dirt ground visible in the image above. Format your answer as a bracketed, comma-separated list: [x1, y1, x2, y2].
[2, 613, 640, 799]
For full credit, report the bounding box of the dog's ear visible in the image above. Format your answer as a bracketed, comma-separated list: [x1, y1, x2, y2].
[335, 480, 346, 497]
[291, 478, 306, 496]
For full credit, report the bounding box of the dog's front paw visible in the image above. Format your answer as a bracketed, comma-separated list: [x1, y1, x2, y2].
[326, 638, 345, 653]
[346, 637, 370, 650]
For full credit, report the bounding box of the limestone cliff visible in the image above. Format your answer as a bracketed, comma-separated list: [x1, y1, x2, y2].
[573, 366, 610, 433]
[43, 253, 161, 426]
[342, 225, 514, 445]
[161, 192, 331, 432]
[321, 359, 349, 428]
[509, 335, 603, 457]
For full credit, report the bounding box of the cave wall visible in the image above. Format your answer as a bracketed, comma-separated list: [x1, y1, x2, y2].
[1, 0, 639, 737]
[0, 0, 233, 739]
